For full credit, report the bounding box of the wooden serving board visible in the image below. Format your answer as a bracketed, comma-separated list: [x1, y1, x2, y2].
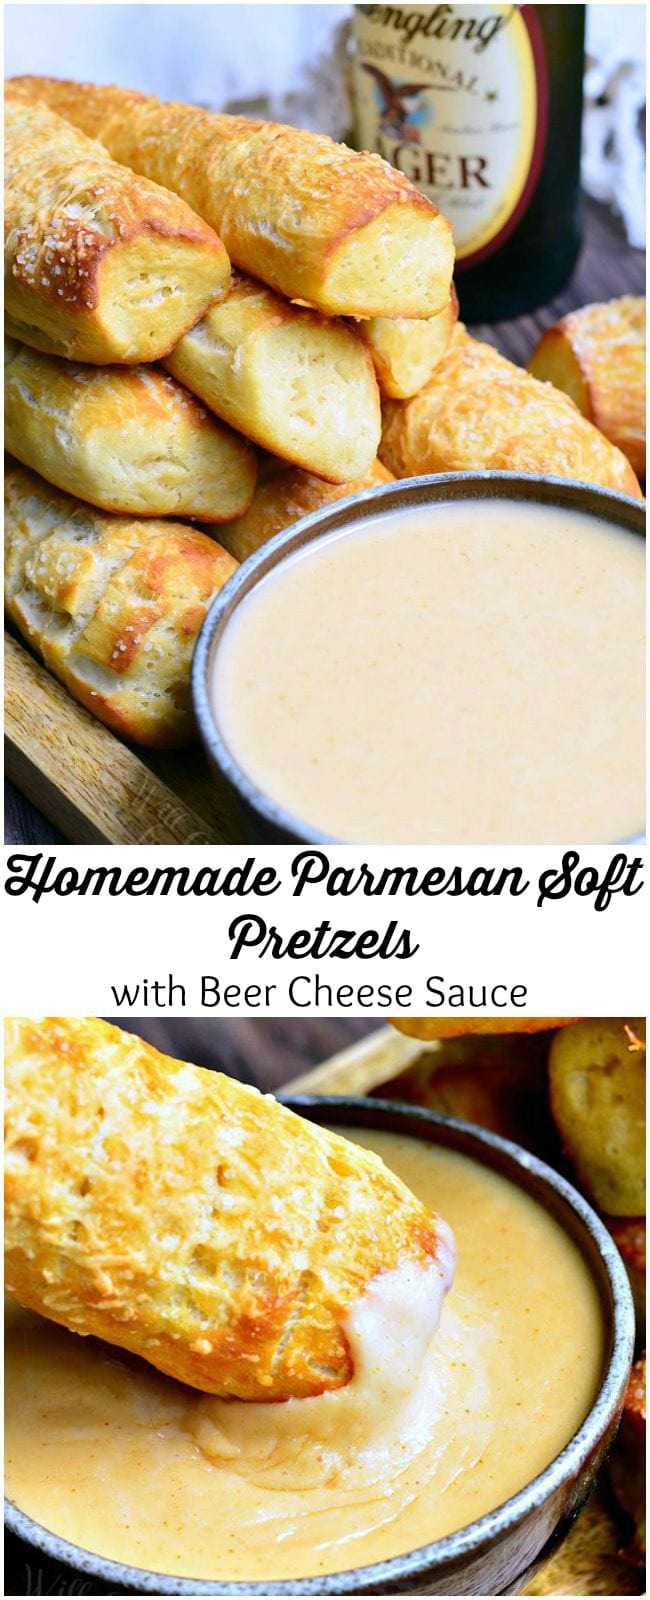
[283, 1023, 436, 1095]
[4, 632, 240, 845]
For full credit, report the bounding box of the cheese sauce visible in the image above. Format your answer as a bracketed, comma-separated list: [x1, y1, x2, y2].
[5, 1132, 604, 1583]
[212, 499, 644, 843]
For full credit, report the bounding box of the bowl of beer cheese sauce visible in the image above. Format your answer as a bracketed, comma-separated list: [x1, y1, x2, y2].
[193, 474, 645, 845]
[5, 1099, 634, 1596]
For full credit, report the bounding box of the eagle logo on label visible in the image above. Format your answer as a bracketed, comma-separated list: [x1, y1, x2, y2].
[361, 64, 432, 143]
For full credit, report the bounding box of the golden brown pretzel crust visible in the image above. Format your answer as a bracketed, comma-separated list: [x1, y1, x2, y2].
[359, 286, 459, 400]
[379, 326, 643, 498]
[548, 1019, 646, 1217]
[4, 464, 237, 746]
[5, 1017, 445, 1399]
[5, 88, 230, 363]
[528, 297, 646, 478]
[4, 340, 257, 519]
[215, 457, 393, 562]
[164, 275, 382, 482]
[13, 76, 454, 318]
[393, 1019, 579, 1041]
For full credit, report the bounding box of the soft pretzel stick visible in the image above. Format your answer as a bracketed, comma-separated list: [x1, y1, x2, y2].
[393, 1018, 579, 1041]
[13, 75, 454, 318]
[5, 87, 230, 363]
[5, 1017, 451, 1400]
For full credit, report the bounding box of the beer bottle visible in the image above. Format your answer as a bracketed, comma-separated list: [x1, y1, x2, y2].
[352, 5, 585, 320]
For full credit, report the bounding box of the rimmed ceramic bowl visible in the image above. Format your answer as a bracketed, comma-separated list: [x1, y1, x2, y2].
[5, 1095, 634, 1597]
[192, 471, 645, 846]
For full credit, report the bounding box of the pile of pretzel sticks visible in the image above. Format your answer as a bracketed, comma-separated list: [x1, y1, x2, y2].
[4, 77, 643, 745]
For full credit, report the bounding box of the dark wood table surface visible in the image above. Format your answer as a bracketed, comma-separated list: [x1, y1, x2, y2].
[4, 195, 645, 846]
[105, 1016, 375, 1084]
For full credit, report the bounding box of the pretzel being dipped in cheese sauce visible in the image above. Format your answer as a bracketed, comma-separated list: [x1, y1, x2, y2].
[4, 1017, 454, 1400]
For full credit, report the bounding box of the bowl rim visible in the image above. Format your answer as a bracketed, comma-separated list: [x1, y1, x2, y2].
[191, 469, 646, 848]
[5, 1094, 635, 1596]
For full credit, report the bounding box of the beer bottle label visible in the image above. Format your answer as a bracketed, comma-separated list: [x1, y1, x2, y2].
[352, 4, 548, 265]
